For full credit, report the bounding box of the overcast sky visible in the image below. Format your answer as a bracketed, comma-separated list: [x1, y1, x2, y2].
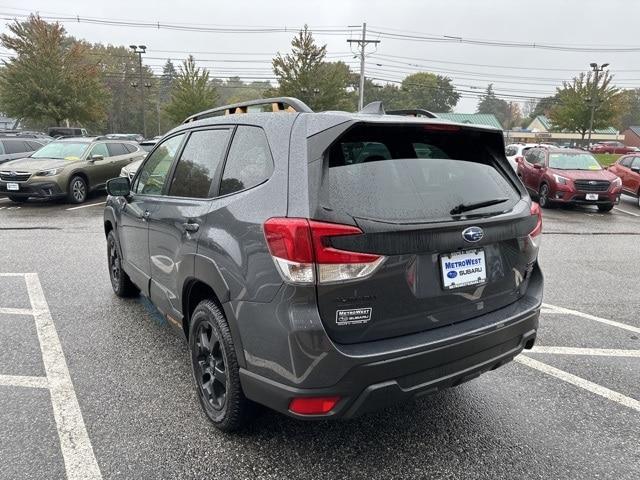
[2, 0, 640, 113]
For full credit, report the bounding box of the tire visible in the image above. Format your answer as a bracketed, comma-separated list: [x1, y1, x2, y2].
[67, 175, 88, 204]
[106, 230, 139, 297]
[597, 204, 614, 213]
[538, 183, 554, 209]
[189, 299, 253, 432]
[7, 196, 27, 203]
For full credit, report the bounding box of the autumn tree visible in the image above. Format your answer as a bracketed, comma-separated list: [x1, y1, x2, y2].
[549, 70, 621, 139]
[164, 55, 218, 124]
[0, 15, 107, 126]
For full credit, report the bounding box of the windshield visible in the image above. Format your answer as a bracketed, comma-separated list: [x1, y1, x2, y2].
[31, 142, 89, 161]
[549, 153, 601, 170]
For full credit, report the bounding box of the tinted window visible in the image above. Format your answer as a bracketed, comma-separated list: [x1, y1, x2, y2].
[89, 143, 109, 158]
[620, 156, 633, 167]
[219, 126, 274, 195]
[326, 124, 520, 224]
[26, 141, 43, 151]
[169, 129, 231, 198]
[123, 143, 137, 153]
[134, 134, 185, 195]
[3, 140, 30, 154]
[107, 143, 128, 156]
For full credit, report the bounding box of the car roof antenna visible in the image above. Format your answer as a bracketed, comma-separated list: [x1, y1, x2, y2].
[359, 101, 385, 115]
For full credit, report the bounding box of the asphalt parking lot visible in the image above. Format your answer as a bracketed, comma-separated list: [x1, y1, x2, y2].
[0, 194, 638, 480]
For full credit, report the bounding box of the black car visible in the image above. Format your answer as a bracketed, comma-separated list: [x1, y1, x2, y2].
[104, 97, 543, 431]
[0, 138, 46, 165]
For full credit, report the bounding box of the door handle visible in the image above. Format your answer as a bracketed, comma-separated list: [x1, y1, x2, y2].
[182, 222, 199, 233]
[142, 210, 150, 222]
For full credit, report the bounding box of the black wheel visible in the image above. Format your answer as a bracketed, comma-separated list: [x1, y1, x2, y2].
[67, 175, 87, 204]
[7, 196, 27, 203]
[597, 204, 614, 213]
[106, 231, 139, 297]
[538, 183, 554, 209]
[189, 300, 253, 432]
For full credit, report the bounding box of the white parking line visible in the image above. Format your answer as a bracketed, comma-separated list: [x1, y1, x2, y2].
[614, 206, 640, 217]
[543, 303, 640, 334]
[23, 273, 102, 480]
[0, 307, 32, 315]
[529, 346, 640, 357]
[516, 355, 640, 412]
[66, 201, 105, 211]
[0, 374, 49, 389]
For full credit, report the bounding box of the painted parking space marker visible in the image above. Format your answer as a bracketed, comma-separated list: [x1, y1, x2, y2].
[0, 307, 32, 315]
[0, 374, 48, 389]
[529, 346, 640, 358]
[23, 273, 102, 480]
[516, 355, 640, 412]
[614, 206, 640, 217]
[543, 303, 640, 334]
[66, 201, 106, 211]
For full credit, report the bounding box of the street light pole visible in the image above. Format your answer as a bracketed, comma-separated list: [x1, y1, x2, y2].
[130, 45, 147, 138]
[587, 62, 609, 147]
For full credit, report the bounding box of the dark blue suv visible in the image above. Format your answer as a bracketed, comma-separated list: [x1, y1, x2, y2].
[104, 98, 543, 431]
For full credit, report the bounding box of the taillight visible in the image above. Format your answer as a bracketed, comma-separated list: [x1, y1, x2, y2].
[289, 396, 341, 415]
[263, 218, 385, 285]
[530, 202, 542, 238]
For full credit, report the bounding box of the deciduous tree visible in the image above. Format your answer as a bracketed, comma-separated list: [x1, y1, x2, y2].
[164, 55, 218, 124]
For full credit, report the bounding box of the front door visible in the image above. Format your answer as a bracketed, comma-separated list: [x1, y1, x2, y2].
[628, 156, 640, 195]
[85, 142, 113, 188]
[147, 128, 232, 319]
[118, 133, 187, 295]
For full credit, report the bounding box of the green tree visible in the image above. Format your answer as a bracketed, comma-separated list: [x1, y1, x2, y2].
[399, 72, 460, 112]
[0, 15, 107, 126]
[477, 84, 510, 128]
[362, 80, 404, 110]
[273, 26, 353, 111]
[549, 71, 621, 140]
[164, 55, 218, 124]
[615, 88, 640, 131]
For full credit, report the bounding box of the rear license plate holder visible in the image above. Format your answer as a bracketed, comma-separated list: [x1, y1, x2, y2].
[440, 249, 487, 290]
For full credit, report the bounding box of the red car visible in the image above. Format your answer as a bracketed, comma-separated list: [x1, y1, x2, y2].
[590, 141, 637, 154]
[608, 154, 640, 207]
[516, 147, 622, 212]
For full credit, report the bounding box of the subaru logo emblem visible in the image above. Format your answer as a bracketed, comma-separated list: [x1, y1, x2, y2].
[9, 171, 17, 177]
[589, 180, 596, 185]
[447, 271, 458, 279]
[462, 226, 484, 243]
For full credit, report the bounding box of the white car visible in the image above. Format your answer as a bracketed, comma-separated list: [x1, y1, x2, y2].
[118, 139, 156, 180]
[505, 143, 547, 171]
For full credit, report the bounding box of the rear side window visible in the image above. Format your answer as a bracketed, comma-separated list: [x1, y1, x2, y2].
[123, 143, 137, 153]
[169, 129, 231, 198]
[3, 140, 30, 154]
[26, 141, 43, 150]
[219, 126, 274, 195]
[325, 124, 520, 224]
[107, 143, 128, 156]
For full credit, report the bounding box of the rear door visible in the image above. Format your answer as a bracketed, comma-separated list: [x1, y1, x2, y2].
[147, 127, 232, 319]
[611, 156, 631, 193]
[312, 123, 538, 344]
[106, 143, 132, 177]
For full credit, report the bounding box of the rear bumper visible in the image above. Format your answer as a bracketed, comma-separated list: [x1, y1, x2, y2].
[239, 267, 542, 419]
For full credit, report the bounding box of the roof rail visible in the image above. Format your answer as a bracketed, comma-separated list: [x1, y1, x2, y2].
[387, 109, 438, 119]
[183, 97, 313, 123]
[359, 101, 386, 115]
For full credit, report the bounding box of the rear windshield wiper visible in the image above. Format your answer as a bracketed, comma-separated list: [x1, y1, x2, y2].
[450, 198, 509, 216]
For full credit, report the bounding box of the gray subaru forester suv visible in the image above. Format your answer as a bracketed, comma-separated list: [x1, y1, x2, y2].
[104, 98, 543, 431]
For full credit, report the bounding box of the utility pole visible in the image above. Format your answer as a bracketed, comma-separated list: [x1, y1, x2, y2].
[130, 45, 147, 138]
[587, 62, 609, 148]
[347, 23, 380, 110]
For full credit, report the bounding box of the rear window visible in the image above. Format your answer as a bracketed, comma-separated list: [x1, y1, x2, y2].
[326, 124, 520, 224]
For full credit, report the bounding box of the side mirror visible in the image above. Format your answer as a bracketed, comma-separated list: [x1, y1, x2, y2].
[89, 154, 104, 162]
[533, 164, 543, 170]
[106, 177, 131, 197]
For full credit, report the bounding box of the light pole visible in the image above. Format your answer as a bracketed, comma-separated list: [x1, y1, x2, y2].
[130, 45, 147, 138]
[587, 62, 609, 148]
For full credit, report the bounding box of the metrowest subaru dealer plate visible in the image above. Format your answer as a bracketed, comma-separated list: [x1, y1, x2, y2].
[440, 249, 487, 290]
[6, 182, 19, 191]
[586, 193, 598, 201]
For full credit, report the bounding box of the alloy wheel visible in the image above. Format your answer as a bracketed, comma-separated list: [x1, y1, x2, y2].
[108, 238, 120, 288]
[194, 320, 227, 410]
[539, 184, 549, 207]
[72, 179, 86, 202]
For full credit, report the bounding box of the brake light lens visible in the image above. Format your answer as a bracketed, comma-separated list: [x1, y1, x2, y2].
[289, 396, 341, 415]
[530, 202, 542, 238]
[263, 218, 385, 285]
